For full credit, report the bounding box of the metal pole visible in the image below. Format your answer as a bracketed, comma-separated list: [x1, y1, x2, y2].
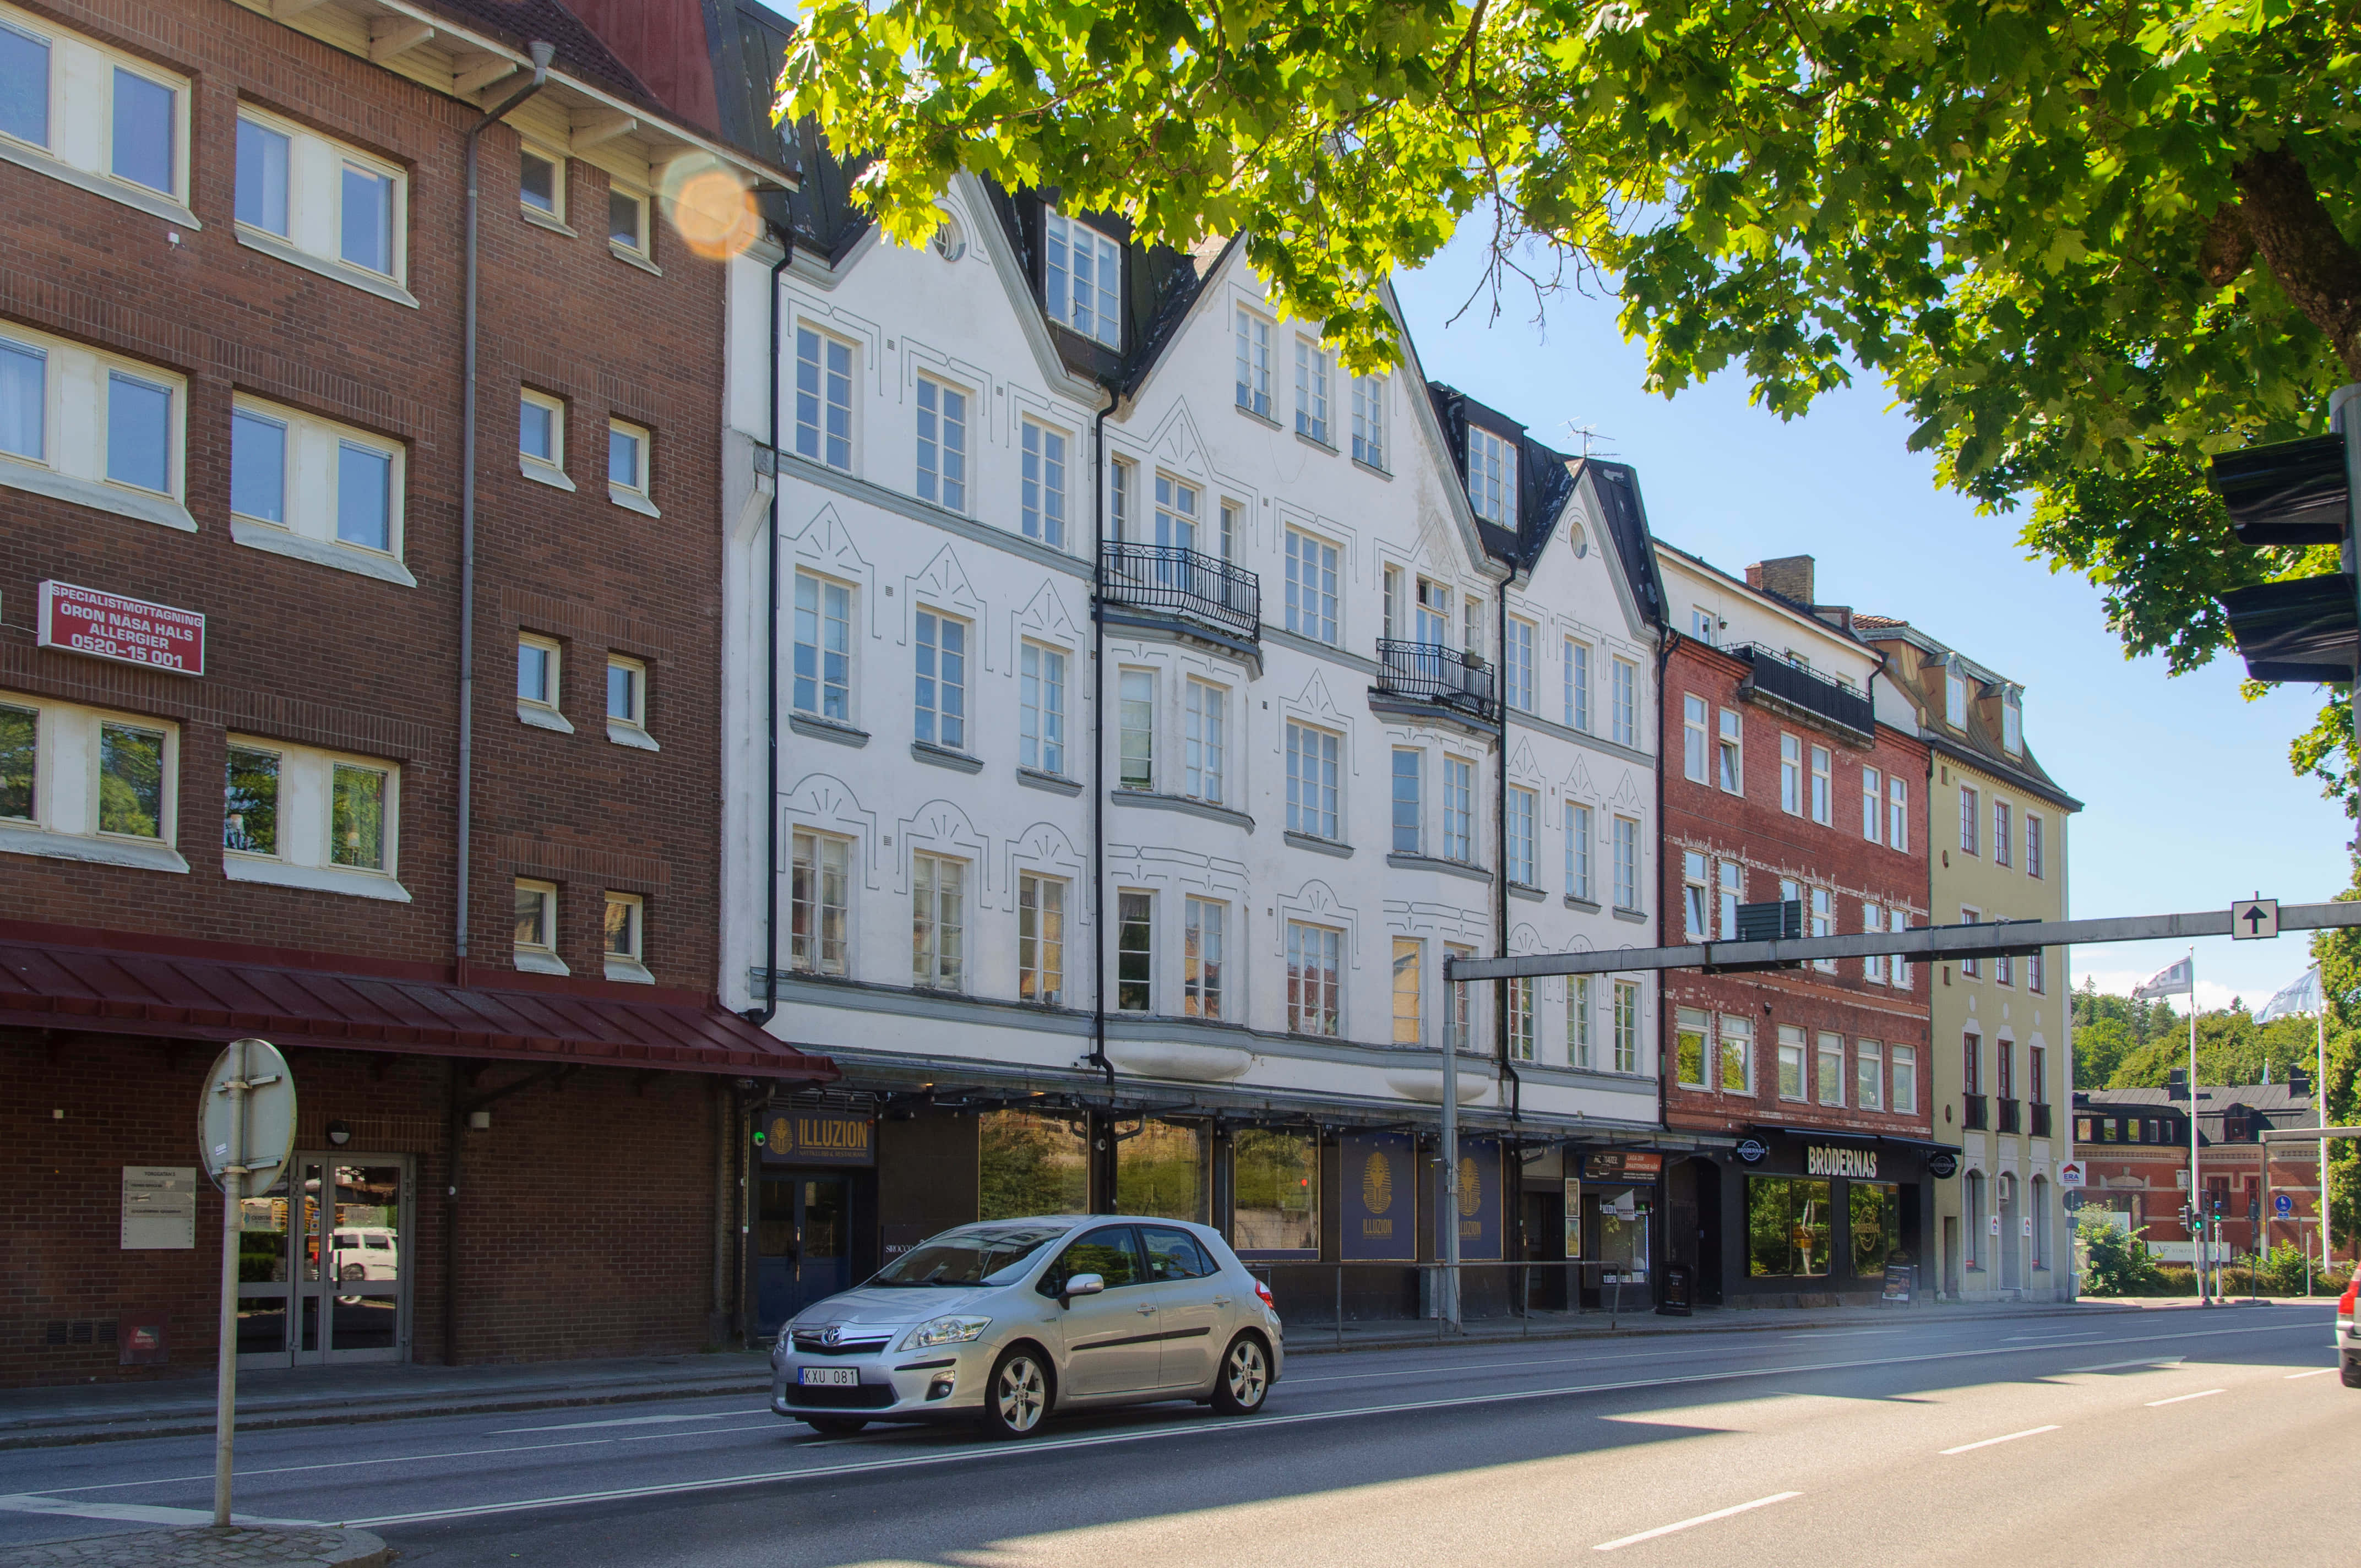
[2189, 952, 2206, 1305]
[2321, 1000, 2333, 1280]
[1441, 1034, 1460, 1331]
[212, 1038, 247, 1529]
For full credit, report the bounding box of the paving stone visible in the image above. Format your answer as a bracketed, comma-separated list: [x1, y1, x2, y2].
[0, 1526, 387, 1568]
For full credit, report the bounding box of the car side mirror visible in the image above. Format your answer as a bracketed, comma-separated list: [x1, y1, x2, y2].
[1060, 1272, 1105, 1306]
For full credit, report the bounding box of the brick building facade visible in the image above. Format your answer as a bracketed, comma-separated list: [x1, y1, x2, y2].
[0, 0, 826, 1386]
[1654, 548, 1938, 1306]
[2074, 1082, 2347, 1265]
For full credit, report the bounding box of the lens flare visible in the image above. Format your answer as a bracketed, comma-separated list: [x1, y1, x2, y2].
[666, 158, 761, 259]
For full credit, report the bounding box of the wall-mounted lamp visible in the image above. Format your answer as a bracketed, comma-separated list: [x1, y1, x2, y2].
[469, 1110, 493, 1130]
[326, 1120, 352, 1147]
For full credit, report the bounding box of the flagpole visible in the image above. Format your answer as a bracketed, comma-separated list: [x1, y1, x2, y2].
[2189, 948, 2206, 1306]
[2321, 985, 2333, 1278]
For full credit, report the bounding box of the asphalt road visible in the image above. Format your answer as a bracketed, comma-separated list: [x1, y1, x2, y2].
[3, 1305, 2351, 1567]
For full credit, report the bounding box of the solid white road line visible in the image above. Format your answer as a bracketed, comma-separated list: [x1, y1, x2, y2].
[0, 1494, 320, 1528]
[2285, 1368, 2337, 1379]
[1592, 1493, 1803, 1551]
[2004, 1333, 2101, 1341]
[2066, 1356, 2185, 1373]
[1940, 1425, 2060, 1456]
[2145, 1389, 2226, 1407]
[493, 1411, 769, 1433]
[34, 1436, 623, 1494]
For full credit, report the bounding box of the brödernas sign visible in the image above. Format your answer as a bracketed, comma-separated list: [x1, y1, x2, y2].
[1805, 1145, 1878, 1179]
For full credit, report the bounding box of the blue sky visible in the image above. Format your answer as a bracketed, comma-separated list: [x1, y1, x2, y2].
[1391, 235, 2350, 1014]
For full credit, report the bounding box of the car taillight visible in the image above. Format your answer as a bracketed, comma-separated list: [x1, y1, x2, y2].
[1254, 1278, 1275, 1309]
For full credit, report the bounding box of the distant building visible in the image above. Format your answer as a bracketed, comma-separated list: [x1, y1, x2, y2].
[2075, 1081, 2344, 1264]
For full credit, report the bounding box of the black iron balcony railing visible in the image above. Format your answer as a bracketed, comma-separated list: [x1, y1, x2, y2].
[2030, 1102, 2053, 1139]
[1099, 542, 1260, 641]
[1998, 1097, 2022, 1134]
[1962, 1093, 1989, 1131]
[1726, 643, 1875, 739]
[1374, 640, 1498, 722]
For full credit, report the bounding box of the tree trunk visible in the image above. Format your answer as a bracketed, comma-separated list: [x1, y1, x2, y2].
[2234, 146, 2361, 380]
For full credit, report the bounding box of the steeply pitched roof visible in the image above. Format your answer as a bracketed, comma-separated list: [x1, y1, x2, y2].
[412, 0, 660, 112]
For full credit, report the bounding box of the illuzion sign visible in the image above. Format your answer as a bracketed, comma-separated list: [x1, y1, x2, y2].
[1340, 1131, 1416, 1260]
[36, 581, 204, 674]
[761, 1110, 874, 1166]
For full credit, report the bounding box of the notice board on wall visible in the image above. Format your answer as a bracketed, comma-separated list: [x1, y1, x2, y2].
[121, 1167, 196, 1249]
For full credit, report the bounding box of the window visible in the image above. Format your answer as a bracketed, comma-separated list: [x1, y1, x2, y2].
[1413, 576, 1451, 646]
[0, 324, 192, 525]
[1748, 1177, 1834, 1278]
[1992, 799, 2011, 867]
[1890, 908, 1911, 988]
[1810, 886, 1834, 972]
[1507, 977, 1536, 1062]
[0, 698, 185, 867]
[1185, 897, 1226, 1019]
[1569, 974, 1592, 1067]
[1717, 709, 1742, 793]
[911, 852, 966, 990]
[107, 67, 178, 194]
[1293, 339, 1331, 444]
[1780, 734, 1802, 814]
[1443, 756, 1473, 862]
[221, 745, 275, 856]
[1217, 499, 1240, 562]
[1856, 1041, 1883, 1110]
[1017, 872, 1067, 1005]
[1946, 666, 1968, 728]
[1997, 1039, 2015, 1101]
[0, 14, 194, 220]
[1234, 308, 1272, 418]
[608, 184, 650, 257]
[793, 326, 853, 471]
[913, 610, 968, 752]
[2, 17, 48, 148]
[1863, 902, 1886, 983]
[792, 573, 853, 722]
[1283, 528, 1340, 643]
[229, 395, 405, 570]
[2003, 689, 2023, 754]
[2029, 1044, 2047, 1105]
[1446, 943, 1475, 1052]
[1045, 210, 1120, 347]
[1718, 1014, 1753, 1095]
[1351, 374, 1385, 466]
[217, 736, 399, 895]
[1383, 564, 1403, 641]
[1611, 659, 1638, 747]
[1810, 745, 1831, 824]
[1566, 802, 1592, 900]
[1507, 786, 1536, 885]
[1389, 937, 1423, 1044]
[603, 892, 645, 978]
[340, 160, 396, 276]
[606, 656, 649, 736]
[1862, 766, 1881, 841]
[1287, 921, 1342, 1036]
[1019, 420, 1067, 546]
[790, 829, 850, 975]
[519, 146, 561, 217]
[912, 377, 968, 511]
[2028, 948, 2046, 994]
[1021, 643, 1068, 776]
[1960, 906, 1981, 977]
[1568, 640, 1592, 732]
[1996, 948, 2013, 987]
[513, 880, 558, 967]
[101, 370, 170, 497]
[2025, 814, 2044, 879]
[1890, 1043, 1917, 1114]
[596, 418, 655, 515]
[1467, 426, 1517, 525]
[1391, 748, 1422, 854]
[1286, 721, 1341, 840]
[1682, 695, 1708, 782]
[516, 634, 561, 716]
[1118, 669, 1155, 790]
[0, 336, 40, 462]
[1109, 458, 1133, 541]
[1682, 850, 1709, 941]
[1962, 1031, 1983, 1094]
[1152, 472, 1199, 562]
[1613, 816, 1640, 910]
[1675, 1008, 1708, 1088]
[1166, 678, 1225, 803]
[1816, 1032, 1845, 1106]
[1718, 860, 1742, 939]
[1117, 890, 1153, 1012]
[1505, 618, 1536, 712]
[1887, 776, 1908, 852]
[519, 389, 565, 481]
[1613, 980, 1640, 1072]
[1777, 1026, 1807, 1100]
[235, 116, 287, 235]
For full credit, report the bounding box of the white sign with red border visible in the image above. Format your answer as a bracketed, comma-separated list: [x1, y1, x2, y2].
[36, 581, 204, 676]
[2057, 1159, 2086, 1189]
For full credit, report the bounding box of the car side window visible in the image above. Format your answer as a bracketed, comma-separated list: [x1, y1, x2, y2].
[1141, 1226, 1214, 1281]
[1040, 1227, 1144, 1296]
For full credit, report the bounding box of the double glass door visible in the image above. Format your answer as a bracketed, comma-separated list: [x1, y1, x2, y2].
[236, 1155, 411, 1366]
[754, 1174, 852, 1335]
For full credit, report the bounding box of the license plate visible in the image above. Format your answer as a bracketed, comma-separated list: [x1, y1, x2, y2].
[798, 1367, 859, 1387]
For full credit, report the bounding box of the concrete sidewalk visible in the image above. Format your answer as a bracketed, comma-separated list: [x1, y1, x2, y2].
[0, 1527, 388, 1568]
[2, 1294, 2241, 1451]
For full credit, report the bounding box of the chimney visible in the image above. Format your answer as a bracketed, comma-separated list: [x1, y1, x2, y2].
[1746, 554, 1816, 606]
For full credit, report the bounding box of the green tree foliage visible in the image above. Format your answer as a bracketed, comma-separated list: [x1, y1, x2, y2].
[2102, 999, 2325, 1090]
[2075, 1211, 2164, 1296]
[784, 0, 2361, 797]
[2311, 862, 2361, 1254]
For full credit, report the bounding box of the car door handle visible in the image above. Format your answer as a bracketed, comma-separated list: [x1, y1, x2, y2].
[1213, 1296, 1232, 1307]
[1136, 1304, 1156, 1315]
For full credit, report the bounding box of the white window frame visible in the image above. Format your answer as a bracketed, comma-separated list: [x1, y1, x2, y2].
[0, 5, 194, 226]
[513, 878, 563, 973]
[1019, 870, 1067, 1006]
[1816, 1031, 1846, 1107]
[1855, 1040, 1884, 1111]
[1568, 974, 1593, 1068]
[1612, 815, 1640, 911]
[1993, 798, 2012, 867]
[0, 693, 187, 874]
[1505, 617, 1537, 712]
[1392, 747, 1423, 855]
[911, 850, 967, 992]
[1118, 668, 1155, 791]
[1567, 639, 1592, 732]
[914, 373, 969, 514]
[602, 417, 656, 517]
[1285, 720, 1341, 841]
[1675, 1007, 1709, 1089]
[791, 827, 852, 976]
[226, 391, 410, 585]
[1863, 901, 1886, 984]
[519, 388, 570, 489]
[231, 102, 414, 306]
[1946, 667, 1968, 728]
[516, 633, 570, 733]
[1890, 1043, 1918, 1114]
[1293, 337, 1331, 445]
[1185, 896, 1227, 1020]
[1284, 527, 1340, 644]
[1045, 210, 1121, 347]
[1234, 307, 1272, 420]
[1467, 424, 1516, 525]
[1565, 802, 1592, 901]
[1862, 765, 1881, 841]
[606, 655, 656, 751]
[1613, 981, 1641, 1073]
[2003, 689, 2024, 754]
[1019, 418, 1068, 547]
[1020, 641, 1069, 777]
[1443, 755, 1474, 862]
[792, 571, 854, 723]
[1780, 733, 1802, 814]
[1682, 850, 1710, 941]
[1286, 919, 1343, 1037]
[0, 320, 191, 532]
[1887, 775, 1909, 851]
[1611, 658, 1638, 747]
[1506, 785, 1537, 886]
[1718, 859, 1742, 939]
[603, 891, 650, 983]
[793, 324, 856, 472]
[1115, 888, 1154, 1014]
[1718, 1014, 1754, 1095]
[1682, 694, 1708, 782]
[1351, 372, 1386, 467]
[1184, 678, 1226, 803]
[518, 141, 566, 225]
[1777, 1025, 1807, 1101]
[1717, 708, 1742, 793]
[1508, 977, 1536, 1063]
[2025, 813, 2044, 879]
[607, 179, 654, 263]
[1890, 908, 1911, 988]
[1392, 935, 1423, 1046]
[1959, 785, 1979, 855]
[913, 608, 970, 753]
[1810, 744, 1831, 824]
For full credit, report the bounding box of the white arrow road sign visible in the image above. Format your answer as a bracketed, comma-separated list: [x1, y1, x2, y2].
[2232, 899, 2280, 940]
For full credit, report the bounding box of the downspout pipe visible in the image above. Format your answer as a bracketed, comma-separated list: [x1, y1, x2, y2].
[746, 233, 795, 1027]
[1496, 572, 1520, 1120]
[1653, 628, 1680, 1148]
[447, 40, 550, 1370]
[1089, 402, 1114, 1096]
[456, 39, 554, 988]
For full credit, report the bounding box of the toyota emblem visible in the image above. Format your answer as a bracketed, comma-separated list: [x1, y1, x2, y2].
[820, 1324, 842, 1347]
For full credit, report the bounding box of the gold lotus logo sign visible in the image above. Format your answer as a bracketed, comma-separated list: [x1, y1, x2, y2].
[1458, 1156, 1481, 1217]
[1361, 1150, 1393, 1233]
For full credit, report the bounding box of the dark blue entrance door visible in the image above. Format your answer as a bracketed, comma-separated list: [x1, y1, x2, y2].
[755, 1174, 853, 1334]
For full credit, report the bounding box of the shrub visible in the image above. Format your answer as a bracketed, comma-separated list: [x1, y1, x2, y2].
[2077, 1213, 2166, 1295]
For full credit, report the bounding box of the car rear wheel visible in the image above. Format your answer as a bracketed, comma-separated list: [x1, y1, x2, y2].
[1211, 1333, 1270, 1415]
[803, 1417, 868, 1435]
[2342, 1357, 2360, 1390]
[982, 1346, 1052, 1438]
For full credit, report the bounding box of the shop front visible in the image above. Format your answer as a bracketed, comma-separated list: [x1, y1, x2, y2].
[1566, 1148, 1663, 1310]
[1717, 1129, 1936, 1306]
[754, 1108, 880, 1335]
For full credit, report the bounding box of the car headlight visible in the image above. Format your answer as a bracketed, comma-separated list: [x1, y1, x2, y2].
[897, 1315, 992, 1351]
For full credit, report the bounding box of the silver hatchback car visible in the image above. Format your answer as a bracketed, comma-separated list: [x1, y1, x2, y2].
[770, 1215, 1284, 1438]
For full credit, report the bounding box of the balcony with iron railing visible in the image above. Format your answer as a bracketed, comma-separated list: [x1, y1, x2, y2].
[2030, 1102, 2052, 1138]
[1373, 640, 1498, 723]
[1724, 643, 1875, 741]
[1998, 1097, 2022, 1135]
[1962, 1093, 1989, 1131]
[1098, 542, 1260, 643]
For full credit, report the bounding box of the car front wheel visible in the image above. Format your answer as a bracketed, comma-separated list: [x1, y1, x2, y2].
[982, 1346, 1053, 1438]
[1211, 1333, 1270, 1415]
[2342, 1355, 2360, 1390]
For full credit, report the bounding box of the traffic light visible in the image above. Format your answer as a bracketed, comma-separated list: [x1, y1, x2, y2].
[2211, 394, 2360, 684]
[2179, 1205, 2195, 1233]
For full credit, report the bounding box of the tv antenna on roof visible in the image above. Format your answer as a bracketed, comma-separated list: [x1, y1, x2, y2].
[1563, 421, 1618, 459]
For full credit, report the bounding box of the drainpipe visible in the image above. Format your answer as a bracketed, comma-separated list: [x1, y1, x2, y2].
[1089, 402, 1114, 1096]
[455, 40, 554, 989]
[746, 235, 795, 1026]
[1495, 573, 1520, 1120]
[1653, 628, 1680, 1147]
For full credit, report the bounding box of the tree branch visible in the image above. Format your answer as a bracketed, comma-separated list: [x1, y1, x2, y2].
[2234, 145, 2361, 378]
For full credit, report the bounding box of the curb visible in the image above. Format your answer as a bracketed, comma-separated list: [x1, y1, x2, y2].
[0, 1526, 389, 1567]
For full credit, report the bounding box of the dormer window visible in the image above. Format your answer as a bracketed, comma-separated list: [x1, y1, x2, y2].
[1467, 426, 1516, 525]
[2002, 688, 2023, 754]
[1945, 665, 1968, 728]
[1045, 210, 1120, 348]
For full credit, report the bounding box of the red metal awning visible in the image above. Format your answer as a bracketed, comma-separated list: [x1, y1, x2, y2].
[0, 924, 835, 1082]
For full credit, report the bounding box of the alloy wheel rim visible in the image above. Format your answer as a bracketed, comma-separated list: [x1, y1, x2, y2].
[999, 1357, 1045, 1430]
[1228, 1342, 1266, 1406]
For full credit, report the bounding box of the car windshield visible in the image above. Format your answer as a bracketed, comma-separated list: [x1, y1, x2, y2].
[871, 1224, 1068, 1287]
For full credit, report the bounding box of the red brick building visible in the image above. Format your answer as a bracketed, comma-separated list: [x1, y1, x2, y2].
[0, 0, 825, 1385]
[2074, 1082, 2349, 1266]
[1654, 549, 1937, 1305]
